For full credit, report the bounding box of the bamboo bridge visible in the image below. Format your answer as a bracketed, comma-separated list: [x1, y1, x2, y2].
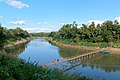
[43, 49, 105, 67]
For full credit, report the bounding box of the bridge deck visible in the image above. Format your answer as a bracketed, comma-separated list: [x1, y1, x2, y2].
[43, 49, 104, 67]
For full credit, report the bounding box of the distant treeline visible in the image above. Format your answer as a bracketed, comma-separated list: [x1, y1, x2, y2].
[31, 32, 49, 37]
[0, 24, 31, 46]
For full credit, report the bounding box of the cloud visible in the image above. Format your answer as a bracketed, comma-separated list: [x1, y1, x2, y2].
[87, 20, 103, 26]
[37, 22, 48, 25]
[23, 27, 57, 33]
[0, 16, 3, 19]
[87, 16, 120, 26]
[0, 0, 29, 9]
[115, 16, 120, 24]
[60, 23, 65, 26]
[10, 20, 26, 25]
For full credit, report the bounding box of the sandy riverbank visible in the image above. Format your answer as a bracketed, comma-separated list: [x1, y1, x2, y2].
[47, 38, 120, 54]
[103, 47, 120, 54]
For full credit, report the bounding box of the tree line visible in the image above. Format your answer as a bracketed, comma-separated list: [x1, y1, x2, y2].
[31, 32, 49, 37]
[0, 24, 31, 46]
[49, 20, 120, 43]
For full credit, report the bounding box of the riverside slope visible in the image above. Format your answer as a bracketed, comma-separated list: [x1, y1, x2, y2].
[46, 38, 120, 54]
[4, 38, 32, 48]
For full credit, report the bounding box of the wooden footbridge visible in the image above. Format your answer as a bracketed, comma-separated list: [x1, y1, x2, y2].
[43, 49, 105, 67]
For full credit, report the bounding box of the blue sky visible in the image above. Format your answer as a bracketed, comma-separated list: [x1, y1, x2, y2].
[0, 0, 120, 32]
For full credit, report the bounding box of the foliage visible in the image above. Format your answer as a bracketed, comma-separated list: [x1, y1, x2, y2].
[0, 25, 31, 46]
[0, 54, 92, 80]
[31, 32, 49, 37]
[49, 20, 120, 48]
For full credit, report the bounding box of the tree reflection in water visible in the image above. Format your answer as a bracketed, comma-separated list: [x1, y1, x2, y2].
[58, 46, 120, 73]
[0, 41, 30, 56]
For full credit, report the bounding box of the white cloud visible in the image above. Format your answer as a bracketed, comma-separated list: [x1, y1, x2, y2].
[87, 16, 120, 26]
[115, 16, 120, 24]
[87, 20, 103, 26]
[10, 20, 26, 25]
[37, 22, 48, 25]
[23, 27, 57, 33]
[0, 16, 3, 19]
[0, 0, 29, 9]
[60, 23, 65, 25]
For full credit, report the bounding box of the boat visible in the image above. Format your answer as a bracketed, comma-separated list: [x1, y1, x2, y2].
[100, 50, 112, 54]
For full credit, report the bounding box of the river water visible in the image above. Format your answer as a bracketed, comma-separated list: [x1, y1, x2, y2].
[5, 38, 120, 80]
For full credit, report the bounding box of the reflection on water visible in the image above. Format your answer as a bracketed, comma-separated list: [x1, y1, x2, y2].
[88, 54, 120, 72]
[0, 41, 29, 56]
[18, 38, 61, 65]
[1, 38, 120, 80]
[59, 46, 91, 58]
[63, 54, 120, 80]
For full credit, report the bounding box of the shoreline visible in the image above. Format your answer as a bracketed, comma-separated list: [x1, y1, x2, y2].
[47, 38, 120, 54]
[3, 37, 32, 48]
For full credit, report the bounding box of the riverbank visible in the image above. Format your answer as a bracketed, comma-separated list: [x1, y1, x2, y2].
[103, 47, 120, 54]
[3, 37, 32, 48]
[46, 38, 120, 54]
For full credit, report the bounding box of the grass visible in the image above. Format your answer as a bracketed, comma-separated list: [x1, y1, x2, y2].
[57, 38, 120, 48]
[77, 42, 110, 48]
[55, 39, 111, 48]
[0, 53, 92, 80]
[112, 42, 120, 48]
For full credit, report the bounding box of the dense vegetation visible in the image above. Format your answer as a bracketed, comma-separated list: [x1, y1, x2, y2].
[0, 53, 91, 80]
[48, 20, 120, 48]
[0, 24, 31, 46]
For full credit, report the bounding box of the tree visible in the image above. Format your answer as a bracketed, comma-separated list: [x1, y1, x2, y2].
[58, 24, 72, 39]
[49, 20, 120, 44]
[0, 25, 31, 47]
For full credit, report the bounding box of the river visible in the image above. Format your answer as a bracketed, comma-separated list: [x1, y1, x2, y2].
[4, 38, 120, 80]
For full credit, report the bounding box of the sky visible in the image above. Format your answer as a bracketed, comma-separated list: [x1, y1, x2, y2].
[0, 0, 120, 32]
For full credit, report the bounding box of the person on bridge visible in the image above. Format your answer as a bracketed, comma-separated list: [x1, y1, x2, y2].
[57, 59, 59, 62]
